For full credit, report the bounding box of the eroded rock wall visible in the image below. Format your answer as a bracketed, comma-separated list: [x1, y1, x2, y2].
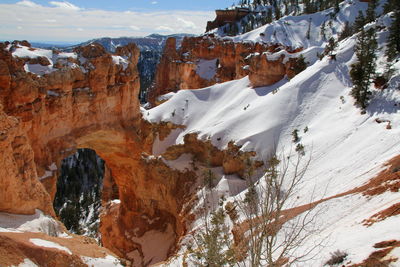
[0, 41, 198, 265]
[150, 35, 303, 105]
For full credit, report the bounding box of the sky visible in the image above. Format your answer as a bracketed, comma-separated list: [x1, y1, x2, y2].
[0, 0, 235, 44]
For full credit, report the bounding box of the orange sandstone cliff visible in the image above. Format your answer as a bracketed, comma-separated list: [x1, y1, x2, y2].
[0, 41, 198, 266]
[150, 35, 303, 105]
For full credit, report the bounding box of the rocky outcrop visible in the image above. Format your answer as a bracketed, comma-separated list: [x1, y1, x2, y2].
[150, 35, 304, 105]
[248, 53, 300, 88]
[162, 133, 263, 178]
[0, 41, 200, 266]
[0, 103, 53, 215]
[206, 8, 251, 32]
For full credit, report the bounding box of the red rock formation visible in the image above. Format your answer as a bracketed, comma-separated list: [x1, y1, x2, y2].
[162, 133, 263, 178]
[0, 103, 53, 215]
[0, 41, 199, 266]
[248, 53, 300, 88]
[150, 36, 304, 105]
[206, 8, 251, 32]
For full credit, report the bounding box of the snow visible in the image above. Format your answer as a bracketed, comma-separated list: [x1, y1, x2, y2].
[29, 238, 72, 255]
[111, 55, 129, 70]
[12, 46, 53, 59]
[81, 255, 123, 267]
[12, 259, 38, 267]
[145, 2, 400, 264]
[39, 162, 58, 180]
[196, 59, 218, 80]
[229, 0, 370, 49]
[128, 224, 176, 266]
[11, 44, 127, 76]
[0, 209, 64, 237]
[156, 92, 176, 103]
[46, 90, 60, 97]
[24, 64, 54, 76]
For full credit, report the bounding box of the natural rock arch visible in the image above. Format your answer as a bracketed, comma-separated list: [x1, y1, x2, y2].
[0, 41, 194, 266]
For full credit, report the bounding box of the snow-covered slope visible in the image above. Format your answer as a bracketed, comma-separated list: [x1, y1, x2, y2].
[143, 1, 400, 265]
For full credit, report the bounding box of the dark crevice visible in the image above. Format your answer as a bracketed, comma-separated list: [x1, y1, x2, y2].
[53, 148, 105, 241]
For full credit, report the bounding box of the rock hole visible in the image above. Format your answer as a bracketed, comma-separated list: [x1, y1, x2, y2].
[53, 148, 118, 242]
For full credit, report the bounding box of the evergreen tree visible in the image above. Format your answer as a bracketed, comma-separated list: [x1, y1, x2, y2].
[304, 0, 316, 14]
[334, 0, 340, 14]
[266, 8, 273, 24]
[386, 9, 400, 61]
[274, 1, 281, 20]
[324, 37, 338, 56]
[338, 21, 353, 41]
[350, 27, 378, 110]
[320, 21, 326, 40]
[354, 10, 366, 32]
[383, 0, 400, 14]
[306, 18, 312, 40]
[366, 0, 377, 23]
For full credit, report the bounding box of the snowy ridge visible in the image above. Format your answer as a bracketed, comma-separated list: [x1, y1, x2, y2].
[227, 0, 373, 48]
[144, 2, 400, 264]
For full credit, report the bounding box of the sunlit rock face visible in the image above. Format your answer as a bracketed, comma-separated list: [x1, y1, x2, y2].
[150, 35, 302, 105]
[0, 40, 200, 266]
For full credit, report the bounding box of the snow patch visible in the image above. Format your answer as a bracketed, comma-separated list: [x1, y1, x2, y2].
[196, 59, 218, 81]
[112, 55, 129, 70]
[0, 209, 64, 237]
[12, 258, 38, 267]
[29, 238, 72, 255]
[81, 255, 123, 267]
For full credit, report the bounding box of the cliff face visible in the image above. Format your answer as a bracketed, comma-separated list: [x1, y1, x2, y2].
[150, 35, 303, 105]
[0, 41, 198, 265]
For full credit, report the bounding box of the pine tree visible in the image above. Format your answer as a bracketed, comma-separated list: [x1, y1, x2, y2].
[338, 21, 353, 41]
[266, 8, 273, 24]
[354, 10, 366, 32]
[306, 18, 312, 40]
[324, 37, 338, 56]
[350, 28, 378, 110]
[320, 21, 326, 41]
[274, 1, 281, 20]
[334, 0, 340, 14]
[383, 0, 400, 14]
[386, 9, 400, 61]
[366, 0, 377, 23]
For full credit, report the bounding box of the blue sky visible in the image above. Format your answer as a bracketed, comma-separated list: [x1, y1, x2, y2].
[0, 0, 236, 43]
[0, 0, 235, 11]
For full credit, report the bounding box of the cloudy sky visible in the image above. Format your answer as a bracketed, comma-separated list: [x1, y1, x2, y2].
[0, 0, 234, 44]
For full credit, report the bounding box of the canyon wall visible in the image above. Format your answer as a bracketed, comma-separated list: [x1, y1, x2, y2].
[150, 35, 303, 105]
[0, 41, 198, 266]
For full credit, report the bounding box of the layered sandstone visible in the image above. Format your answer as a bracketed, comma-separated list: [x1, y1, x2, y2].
[0, 39, 271, 266]
[150, 35, 304, 105]
[0, 41, 196, 266]
[162, 133, 263, 178]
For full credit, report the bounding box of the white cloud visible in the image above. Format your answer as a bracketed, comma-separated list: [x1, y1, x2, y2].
[77, 28, 84, 31]
[156, 26, 174, 32]
[129, 25, 141, 31]
[17, 26, 23, 30]
[0, 2, 214, 42]
[48, 1, 80, 11]
[177, 17, 197, 29]
[151, 1, 158, 4]
[16, 0, 40, 8]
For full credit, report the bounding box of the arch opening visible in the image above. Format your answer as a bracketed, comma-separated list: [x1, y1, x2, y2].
[53, 148, 118, 242]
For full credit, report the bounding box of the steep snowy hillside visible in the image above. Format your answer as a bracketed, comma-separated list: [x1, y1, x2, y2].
[144, 0, 400, 265]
